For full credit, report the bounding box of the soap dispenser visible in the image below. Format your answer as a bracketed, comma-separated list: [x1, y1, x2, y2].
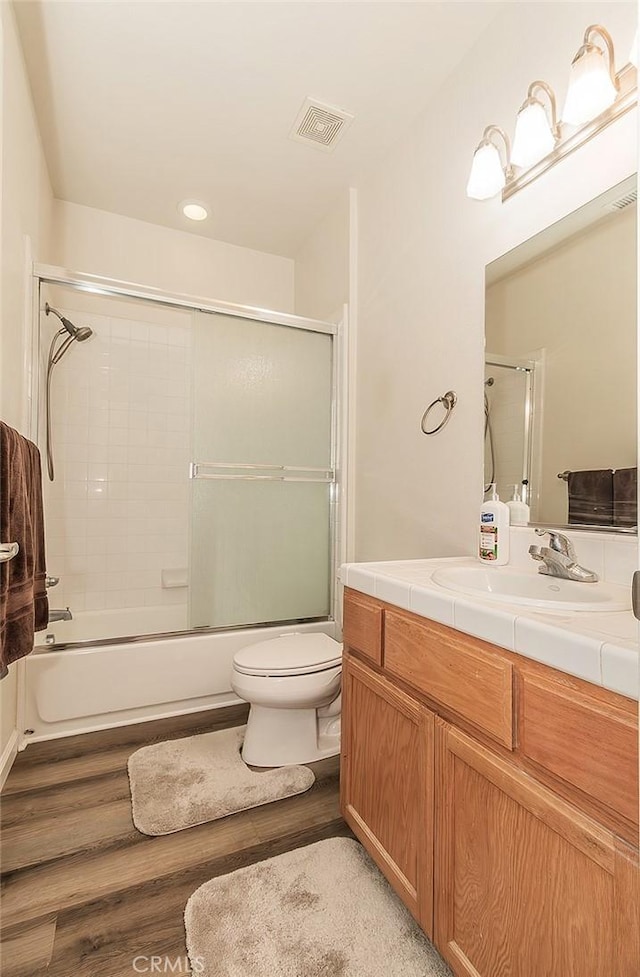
[506, 484, 530, 527]
[479, 483, 510, 565]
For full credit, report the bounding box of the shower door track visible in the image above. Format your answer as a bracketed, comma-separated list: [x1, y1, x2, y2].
[41, 616, 332, 653]
[33, 264, 337, 334]
[31, 264, 343, 648]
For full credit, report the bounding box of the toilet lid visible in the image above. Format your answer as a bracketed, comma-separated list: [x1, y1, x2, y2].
[233, 633, 342, 677]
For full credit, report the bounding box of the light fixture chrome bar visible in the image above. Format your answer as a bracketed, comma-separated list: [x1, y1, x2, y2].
[190, 462, 335, 482]
[504, 62, 636, 201]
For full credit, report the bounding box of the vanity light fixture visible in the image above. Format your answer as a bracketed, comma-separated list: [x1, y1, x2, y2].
[511, 81, 560, 168]
[467, 22, 637, 202]
[562, 24, 619, 125]
[466, 126, 513, 201]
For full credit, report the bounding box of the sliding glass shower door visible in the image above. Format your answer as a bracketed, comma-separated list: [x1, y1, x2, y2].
[189, 311, 334, 630]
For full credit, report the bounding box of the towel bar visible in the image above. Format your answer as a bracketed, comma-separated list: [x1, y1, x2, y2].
[0, 542, 19, 563]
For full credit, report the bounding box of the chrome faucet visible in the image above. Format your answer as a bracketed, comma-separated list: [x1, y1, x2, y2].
[48, 607, 73, 623]
[529, 530, 598, 582]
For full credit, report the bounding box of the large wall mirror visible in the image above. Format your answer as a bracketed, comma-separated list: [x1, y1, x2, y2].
[484, 175, 637, 533]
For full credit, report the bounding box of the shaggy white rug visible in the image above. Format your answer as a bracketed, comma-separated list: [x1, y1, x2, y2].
[184, 838, 453, 977]
[128, 725, 315, 835]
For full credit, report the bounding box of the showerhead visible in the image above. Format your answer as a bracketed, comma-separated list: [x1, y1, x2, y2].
[45, 302, 94, 342]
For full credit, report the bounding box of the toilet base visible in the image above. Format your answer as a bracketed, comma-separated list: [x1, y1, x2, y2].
[241, 704, 341, 767]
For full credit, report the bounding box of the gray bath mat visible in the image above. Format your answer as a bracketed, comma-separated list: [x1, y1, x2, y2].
[185, 837, 452, 977]
[128, 725, 315, 835]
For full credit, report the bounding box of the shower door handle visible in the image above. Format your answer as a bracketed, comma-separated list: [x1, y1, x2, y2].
[0, 542, 19, 564]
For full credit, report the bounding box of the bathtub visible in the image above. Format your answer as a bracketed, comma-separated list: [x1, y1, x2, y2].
[22, 619, 338, 745]
[35, 605, 189, 646]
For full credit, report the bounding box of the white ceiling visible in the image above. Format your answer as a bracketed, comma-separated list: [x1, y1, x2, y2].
[15, 1, 502, 256]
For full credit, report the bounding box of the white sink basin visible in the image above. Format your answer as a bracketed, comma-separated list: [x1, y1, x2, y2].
[431, 566, 631, 612]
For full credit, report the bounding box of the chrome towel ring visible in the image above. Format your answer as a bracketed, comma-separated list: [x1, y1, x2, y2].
[420, 390, 457, 435]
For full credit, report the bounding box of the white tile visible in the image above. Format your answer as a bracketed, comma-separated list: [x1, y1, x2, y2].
[600, 642, 639, 700]
[84, 591, 107, 611]
[453, 600, 515, 649]
[87, 481, 108, 500]
[344, 566, 377, 597]
[409, 586, 455, 626]
[88, 443, 109, 464]
[514, 617, 602, 685]
[603, 539, 637, 587]
[374, 576, 411, 609]
[508, 528, 538, 570]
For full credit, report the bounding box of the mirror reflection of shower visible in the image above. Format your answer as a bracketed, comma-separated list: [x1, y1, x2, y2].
[484, 377, 495, 493]
[45, 303, 94, 480]
[483, 358, 535, 506]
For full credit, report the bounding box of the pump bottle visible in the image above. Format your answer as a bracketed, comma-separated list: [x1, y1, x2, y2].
[479, 484, 510, 565]
[506, 484, 530, 527]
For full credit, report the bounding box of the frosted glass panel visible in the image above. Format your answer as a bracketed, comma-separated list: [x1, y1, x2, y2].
[190, 312, 333, 629]
[190, 480, 330, 628]
[193, 313, 332, 467]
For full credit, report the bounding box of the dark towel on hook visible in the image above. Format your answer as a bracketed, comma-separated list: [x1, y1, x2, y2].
[613, 468, 637, 528]
[0, 422, 49, 674]
[567, 469, 614, 526]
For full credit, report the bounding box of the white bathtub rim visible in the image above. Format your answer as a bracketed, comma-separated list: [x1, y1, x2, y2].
[20, 692, 242, 747]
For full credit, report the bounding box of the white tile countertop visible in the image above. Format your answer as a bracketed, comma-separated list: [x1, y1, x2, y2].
[340, 557, 639, 701]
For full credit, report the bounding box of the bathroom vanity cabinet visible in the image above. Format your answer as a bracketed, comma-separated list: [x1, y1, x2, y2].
[341, 587, 640, 977]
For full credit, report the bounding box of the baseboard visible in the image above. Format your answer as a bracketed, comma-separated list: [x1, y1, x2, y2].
[0, 729, 19, 790]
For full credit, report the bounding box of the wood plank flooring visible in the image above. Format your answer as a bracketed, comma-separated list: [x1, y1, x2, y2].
[0, 705, 348, 976]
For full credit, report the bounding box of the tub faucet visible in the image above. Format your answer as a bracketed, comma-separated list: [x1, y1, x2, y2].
[528, 530, 598, 582]
[48, 607, 73, 623]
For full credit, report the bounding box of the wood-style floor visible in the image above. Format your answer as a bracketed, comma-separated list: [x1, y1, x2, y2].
[0, 705, 347, 977]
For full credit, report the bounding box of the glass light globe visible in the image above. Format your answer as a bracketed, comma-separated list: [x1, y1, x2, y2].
[562, 46, 617, 125]
[466, 143, 505, 200]
[512, 101, 556, 168]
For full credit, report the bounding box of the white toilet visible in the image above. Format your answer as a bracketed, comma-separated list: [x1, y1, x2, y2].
[231, 632, 342, 767]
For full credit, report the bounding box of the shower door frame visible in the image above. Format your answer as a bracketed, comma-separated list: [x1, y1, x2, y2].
[484, 353, 536, 507]
[30, 263, 345, 649]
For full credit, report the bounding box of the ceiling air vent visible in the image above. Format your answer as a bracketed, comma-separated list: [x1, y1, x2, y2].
[289, 98, 354, 153]
[609, 188, 637, 211]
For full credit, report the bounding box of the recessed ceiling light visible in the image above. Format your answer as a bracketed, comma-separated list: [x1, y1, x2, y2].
[179, 200, 209, 221]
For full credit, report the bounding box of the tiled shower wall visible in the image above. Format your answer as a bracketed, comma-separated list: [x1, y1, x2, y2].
[43, 291, 192, 617]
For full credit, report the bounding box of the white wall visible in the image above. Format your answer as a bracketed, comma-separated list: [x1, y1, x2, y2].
[354, 1, 637, 562]
[0, 2, 55, 771]
[53, 200, 295, 313]
[294, 191, 350, 321]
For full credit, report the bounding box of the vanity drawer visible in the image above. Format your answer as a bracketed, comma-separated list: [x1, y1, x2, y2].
[384, 610, 513, 748]
[519, 673, 639, 827]
[343, 589, 384, 666]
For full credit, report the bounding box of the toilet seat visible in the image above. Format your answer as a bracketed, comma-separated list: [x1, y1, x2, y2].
[233, 632, 342, 678]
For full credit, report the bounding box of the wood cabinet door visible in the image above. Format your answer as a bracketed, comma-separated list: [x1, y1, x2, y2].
[341, 654, 435, 935]
[435, 720, 640, 977]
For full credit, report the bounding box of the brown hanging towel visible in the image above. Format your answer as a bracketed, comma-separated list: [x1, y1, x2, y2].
[0, 421, 49, 675]
[567, 469, 614, 526]
[612, 467, 637, 528]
